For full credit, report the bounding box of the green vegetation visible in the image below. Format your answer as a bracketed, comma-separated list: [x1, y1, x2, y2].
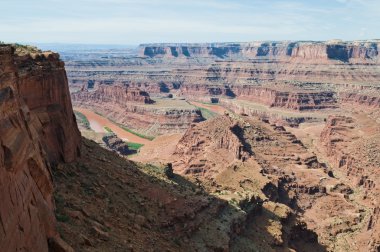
[127, 142, 144, 150]
[74, 110, 91, 129]
[56, 213, 70, 223]
[94, 111, 155, 141]
[13, 43, 41, 55]
[196, 106, 218, 120]
[104, 126, 113, 133]
[54, 193, 70, 223]
[119, 125, 155, 141]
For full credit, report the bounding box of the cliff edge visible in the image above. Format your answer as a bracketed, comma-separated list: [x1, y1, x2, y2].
[0, 44, 80, 251]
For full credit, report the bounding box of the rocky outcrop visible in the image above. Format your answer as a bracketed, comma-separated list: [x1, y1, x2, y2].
[15, 51, 81, 163]
[0, 45, 80, 251]
[173, 115, 249, 176]
[320, 115, 380, 251]
[72, 84, 154, 105]
[171, 114, 371, 251]
[74, 99, 204, 135]
[180, 84, 337, 111]
[102, 133, 130, 155]
[339, 92, 380, 109]
[72, 84, 206, 135]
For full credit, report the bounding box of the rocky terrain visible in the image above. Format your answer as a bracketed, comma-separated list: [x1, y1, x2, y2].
[66, 40, 380, 132]
[2, 41, 380, 252]
[0, 44, 80, 251]
[134, 112, 380, 251]
[72, 84, 204, 135]
[139, 41, 380, 63]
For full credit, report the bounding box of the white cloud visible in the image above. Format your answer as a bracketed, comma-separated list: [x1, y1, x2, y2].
[0, 0, 379, 43]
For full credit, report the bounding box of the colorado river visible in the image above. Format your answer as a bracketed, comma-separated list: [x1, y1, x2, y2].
[74, 107, 151, 145]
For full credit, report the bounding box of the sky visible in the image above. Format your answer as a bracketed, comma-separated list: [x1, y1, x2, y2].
[1, 0, 379, 45]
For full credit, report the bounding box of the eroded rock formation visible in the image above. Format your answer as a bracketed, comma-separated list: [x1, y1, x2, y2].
[72, 85, 204, 135]
[72, 84, 154, 105]
[0, 45, 80, 251]
[66, 40, 380, 129]
[168, 114, 380, 251]
[139, 41, 380, 63]
[320, 115, 380, 251]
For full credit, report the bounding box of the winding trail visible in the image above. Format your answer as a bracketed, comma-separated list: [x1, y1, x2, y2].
[74, 107, 151, 144]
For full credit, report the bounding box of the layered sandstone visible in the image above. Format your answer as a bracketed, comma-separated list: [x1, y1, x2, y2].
[173, 115, 250, 176]
[139, 41, 380, 63]
[65, 40, 380, 123]
[73, 98, 204, 135]
[72, 84, 154, 105]
[0, 45, 80, 251]
[170, 114, 373, 251]
[72, 84, 204, 135]
[320, 115, 380, 251]
[179, 84, 337, 111]
[340, 92, 380, 109]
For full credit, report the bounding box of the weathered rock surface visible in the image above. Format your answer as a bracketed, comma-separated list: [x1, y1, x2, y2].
[102, 133, 130, 155]
[72, 84, 154, 105]
[340, 92, 380, 109]
[54, 137, 326, 252]
[139, 41, 380, 63]
[167, 114, 379, 251]
[320, 115, 380, 251]
[0, 45, 80, 251]
[65, 40, 380, 128]
[73, 93, 204, 135]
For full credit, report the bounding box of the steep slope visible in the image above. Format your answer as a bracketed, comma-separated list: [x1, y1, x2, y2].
[54, 137, 326, 252]
[0, 45, 80, 251]
[167, 114, 378, 251]
[319, 115, 380, 251]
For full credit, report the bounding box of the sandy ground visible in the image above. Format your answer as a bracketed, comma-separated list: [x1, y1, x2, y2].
[130, 133, 183, 164]
[189, 101, 227, 115]
[74, 107, 151, 144]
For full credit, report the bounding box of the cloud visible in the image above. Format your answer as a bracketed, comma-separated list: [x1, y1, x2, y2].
[0, 0, 379, 43]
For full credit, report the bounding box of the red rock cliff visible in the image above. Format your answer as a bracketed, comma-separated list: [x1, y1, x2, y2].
[0, 45, 80, 251]
[139, 41, 380, 63]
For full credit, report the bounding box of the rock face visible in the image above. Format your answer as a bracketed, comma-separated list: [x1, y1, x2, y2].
[102, 133, 130, 155]
[139, 41, 380, 63]
[180, 84, 337, 111]
[167, 113, 380, 251]
[73, 85, 204, 135]
[53, 137, 327, 252]
[72, 84, 154, 105]
[0, 45, 80, 251]
[173, 115, 249, 176]
[65, 40, 380, 130]
[340, 92, 380, 109]
[320, 115, 380, 251]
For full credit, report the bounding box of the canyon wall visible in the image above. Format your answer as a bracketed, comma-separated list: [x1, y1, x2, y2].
[179, 84, 337, 110]
[66, 40, 380, 123]
[339, 92, 380, 108]
[0, 45, 80, 251]
[72, 85, 204, 135]
[73, 84, 154, 105]
[139, 41, 380, 63]
[320, 115, 380, 251]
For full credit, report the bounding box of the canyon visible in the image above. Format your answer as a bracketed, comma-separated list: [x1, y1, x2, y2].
[1, 39, 379, 252]
[65, 40, 380, 130]
[64, 40, 379, 251]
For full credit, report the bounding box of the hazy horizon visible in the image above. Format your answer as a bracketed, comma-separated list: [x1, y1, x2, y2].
[2, 0, 380, 45]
